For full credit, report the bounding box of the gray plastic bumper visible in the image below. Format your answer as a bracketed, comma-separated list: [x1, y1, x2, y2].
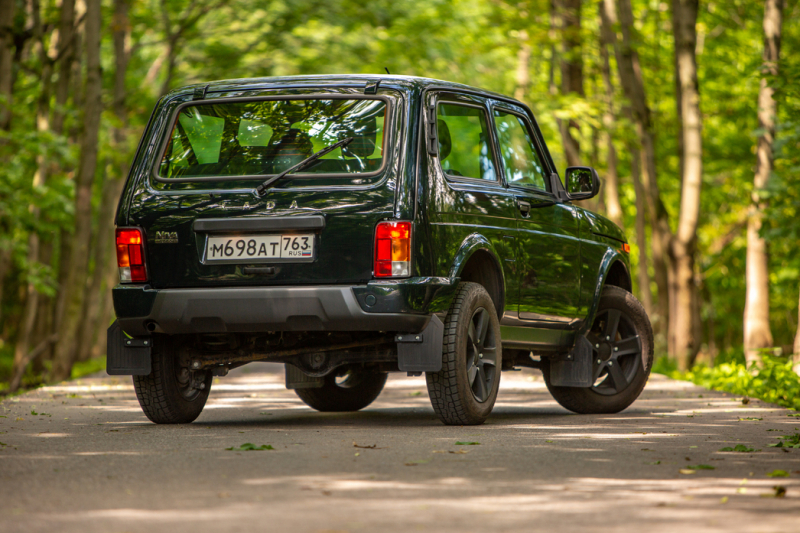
[116, 286, 431, 337]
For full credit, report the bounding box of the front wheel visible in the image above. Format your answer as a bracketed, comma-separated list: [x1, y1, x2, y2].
[426, 282, 502, 425]
[544, 285, 653, 414]
[133, 336, 212, 424]
[294, 368, 387, 412]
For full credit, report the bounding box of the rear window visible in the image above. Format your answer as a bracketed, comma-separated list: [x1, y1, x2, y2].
[158, 98, 387, 180]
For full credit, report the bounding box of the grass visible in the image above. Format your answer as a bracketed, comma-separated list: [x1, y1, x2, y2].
[652, 351, 800, 411]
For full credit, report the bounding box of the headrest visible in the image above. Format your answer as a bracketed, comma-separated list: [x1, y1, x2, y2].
[342, 117, 378, 158]
[437, 119, 451, 159]
[265, 128, 313, 158]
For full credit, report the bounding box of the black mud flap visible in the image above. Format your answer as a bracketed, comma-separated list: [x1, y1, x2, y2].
[549, 334, 592, 387]
[285, 364, 324, 389]
[396, 315, 444, 372]
[106, 320, 152, 376]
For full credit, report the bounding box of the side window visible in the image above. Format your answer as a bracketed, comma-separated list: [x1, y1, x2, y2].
[437, 103, 498, 182]
[493, 109, 549, 191]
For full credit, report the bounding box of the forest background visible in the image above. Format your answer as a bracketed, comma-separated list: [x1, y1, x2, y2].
[1, 0, 799, 395]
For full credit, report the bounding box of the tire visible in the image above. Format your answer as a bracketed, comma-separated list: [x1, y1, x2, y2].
[426, 282, 502, 426]
[294, 368, 387, 412]
[543, 285, 653, 414]
[133, 336, 212, 424]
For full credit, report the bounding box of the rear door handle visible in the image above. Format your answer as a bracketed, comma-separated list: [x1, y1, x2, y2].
[517, 200, 531, 217]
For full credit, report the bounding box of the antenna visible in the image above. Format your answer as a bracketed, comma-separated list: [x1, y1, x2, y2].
[384, 67, 391, 74]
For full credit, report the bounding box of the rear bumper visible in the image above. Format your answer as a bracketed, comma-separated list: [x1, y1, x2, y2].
[113, 278, 458, 337]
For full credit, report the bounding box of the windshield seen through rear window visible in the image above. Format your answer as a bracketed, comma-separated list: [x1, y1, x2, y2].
[158, 98, 387, 180]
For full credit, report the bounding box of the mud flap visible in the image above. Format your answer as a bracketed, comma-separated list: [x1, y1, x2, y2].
[549, 334, 592, 387]
[285, 364, 324, 389]
[106, 320, 152, 376]
[396, 315, 444, 372]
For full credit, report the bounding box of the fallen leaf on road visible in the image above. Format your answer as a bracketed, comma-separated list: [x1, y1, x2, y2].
[353, 442, 380, 449]
[761, 486, 787, 498]
[767, 469, 790, 478]
[687, 464, 715, 470]
[455, 441, 480, 446]
[741, 397, 750, 405]
[225, 443, 275, 451]
[679, 469, 696, 475]
[720, 497, 728, 504]
[719, 445, 755, 452]
[645, 461, 661, 465]
[449, 450, 469, 454]
[738, 417, 762, 421]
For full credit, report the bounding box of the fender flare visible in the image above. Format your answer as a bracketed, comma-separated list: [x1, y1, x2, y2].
[578, 249, 631, 337]
[448, 233, 506, 313]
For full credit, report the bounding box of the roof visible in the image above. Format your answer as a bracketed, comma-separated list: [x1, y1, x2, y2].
[166, 74, 519, 106]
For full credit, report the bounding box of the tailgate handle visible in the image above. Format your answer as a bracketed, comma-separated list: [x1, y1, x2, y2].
[193, 215, 325, 233]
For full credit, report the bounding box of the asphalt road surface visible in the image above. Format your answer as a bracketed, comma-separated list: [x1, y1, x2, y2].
[2, 364, 800, 533]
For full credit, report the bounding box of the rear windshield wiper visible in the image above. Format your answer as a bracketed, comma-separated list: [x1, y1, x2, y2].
[255, 136, 354, 196]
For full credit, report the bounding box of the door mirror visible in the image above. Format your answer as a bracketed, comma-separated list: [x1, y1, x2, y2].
[564, 166, 600, 201]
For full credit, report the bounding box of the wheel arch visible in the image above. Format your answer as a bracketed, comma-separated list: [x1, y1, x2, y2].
[449, 234, 505, 319]
[579, 249, 632, 336]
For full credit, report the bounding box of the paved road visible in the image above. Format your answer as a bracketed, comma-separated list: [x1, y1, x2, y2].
[1, 365, 799, 533]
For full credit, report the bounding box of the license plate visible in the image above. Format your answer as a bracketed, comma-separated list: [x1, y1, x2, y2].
[205, 234, 315, 263]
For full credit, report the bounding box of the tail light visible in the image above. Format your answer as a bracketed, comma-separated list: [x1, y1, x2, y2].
[116, 228, 147, 283]
[374, 221, 411, 278]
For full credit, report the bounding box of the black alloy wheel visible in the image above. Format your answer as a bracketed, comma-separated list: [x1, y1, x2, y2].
[465, 307, 498, 403]
[543, 285, 653, 414]
[586, 307, 642, 395]
[426, 282, 502, 425]
[294, 367, 387, 412]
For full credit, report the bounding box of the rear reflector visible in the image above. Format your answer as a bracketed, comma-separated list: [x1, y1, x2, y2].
[374, 221, 411, 278]
[621, 243, 630, 253]
[116, 228, 147, 283]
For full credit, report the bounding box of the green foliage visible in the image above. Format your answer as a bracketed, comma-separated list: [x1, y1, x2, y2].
[71, 357, 107, 380]
[654, 354, 800, 411]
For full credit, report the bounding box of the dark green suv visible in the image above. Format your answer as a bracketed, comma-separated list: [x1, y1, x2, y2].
[108, 74, 653, 426]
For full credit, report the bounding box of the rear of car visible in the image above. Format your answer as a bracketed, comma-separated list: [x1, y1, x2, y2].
[112, 81, 448, 338]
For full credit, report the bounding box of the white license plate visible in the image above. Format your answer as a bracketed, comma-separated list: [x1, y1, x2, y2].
[205, 234, 315, 263]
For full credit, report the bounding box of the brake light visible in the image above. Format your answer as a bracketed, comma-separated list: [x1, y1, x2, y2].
[116, 228, 147, 283]
[374, 221, 411, 278]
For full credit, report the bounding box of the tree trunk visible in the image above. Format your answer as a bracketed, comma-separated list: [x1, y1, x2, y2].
[514, 30, 531, 103]
[744, 0, 783, 367]
[598, 0, 623, 230]
[794, 288, 800, 375]
[11, 0, 52, 390]
[0, 0, 14, 133]
[80, 0, 131, 362]
[51, 0, 76, 135]
[630, 141, 654, 317]
[608, 0, 671, 337]
[670, 0, 703, 370]
[52, 0, 102, 381]
[558, 0, 583, 167]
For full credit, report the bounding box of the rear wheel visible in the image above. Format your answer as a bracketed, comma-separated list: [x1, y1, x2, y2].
[294, 368, 387, 412]
[426, 282, 502, 426]
[133, 336, 212, 424]
[543, 285, 653, 414]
